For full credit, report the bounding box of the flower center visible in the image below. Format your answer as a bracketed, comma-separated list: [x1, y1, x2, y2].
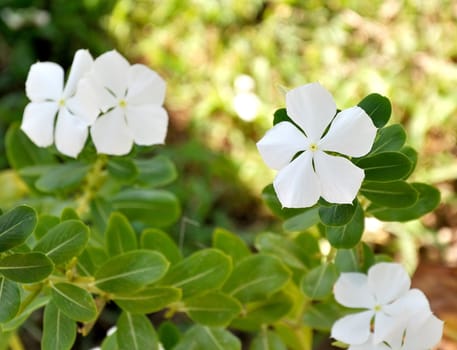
[58, 98, 66, 107]
[119, 99, 127, 108]
[309, 143, 319, 152]
[374, 304, 382, 312]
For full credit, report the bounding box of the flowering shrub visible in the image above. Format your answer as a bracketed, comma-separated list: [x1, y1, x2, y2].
[0, 50, 443, 349]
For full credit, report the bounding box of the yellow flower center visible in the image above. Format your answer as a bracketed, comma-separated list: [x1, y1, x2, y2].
[309, 143, 318, 152]
[58, 98, 65, 107]
[374, 304, 382, 312]
[119, 99, 127, 108]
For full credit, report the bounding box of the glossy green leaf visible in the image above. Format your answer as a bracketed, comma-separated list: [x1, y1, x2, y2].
[302, 301, 347, 331]
[51, 283, 97, 322]
[185, 291, 241, 327]
[34, 220, 89, 265]
[335, 243, 375, 273]
[326, 201, 364, 249]
[34, 215, 60, 240]
[112, 189, 180, 227]
[399, 146, 417, 179]
[114, 286, 181, 314]
[0, 277, 20, 322]
[223, 254, 290, 303]
[369, 124, 406, 154]
[35, 162, 90, 193]
[361, 181, 418, 208]
[357, 93, 391, 127]
[158, 321, 181, 350]
[368, 183, 440, 221]
[174, 326, 241, 350]
[105, 212, 137, 257]
[135, 155, 177, 187]
[212, 228, 250, 262]
[301, 263, 338, 300]
[141, 228, 182, 265]
[250, 330, 287, 350]
[117, 312, 159, 350]
[356, 152, 412, 182]
[0, 205, 36, 252]
[273, 108, 293, 126]
[160, 249, 231, 299]
[319, 203, 356, 227]
[41, 302, 76, 350]
[95, 250, 169, 294]
[107, 158, 138, 182]
[283, 207, 320, 232]
[0, 252, 53, 283]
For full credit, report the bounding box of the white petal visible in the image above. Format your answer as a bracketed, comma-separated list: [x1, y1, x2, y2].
[257, 122, 309, 170]
[54, 108, 88, 158]
[403, 313, 443, 350]
[334, 273, 375, 309]
[125, 105, 168, 145]
[92, 50, 129, 98]
[21, 102, 58, 147]
[62, 49, 93, 98]
[384, 289, 430, 319]
[273, 151, 320, 208]
[367, 263, 410, 305]
[66, 78, 100, 125]
[313, 151, 364, 204]
[126, 64, 166, 105]
[319, 106, 377, 157]
[348, 335, 390, 350]
[285, 83, 336, 141]
[90, 108, 133, 155]
[331, 311, 373, 345]
[373, 311, 404, 344]
[25, 62, 63, 101]
[80, 75, 117, 113]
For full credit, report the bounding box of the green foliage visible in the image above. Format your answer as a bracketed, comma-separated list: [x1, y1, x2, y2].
[116, 312, 159, 350]
[0, 205, 36, 252]
[141, 228, 182, 265]
[174, 325, 241, 350]
[105, 212, 137, 257]
[51, 283, 97, 322]
[301, 263, 338, 300]
[114, 286, 181, 314]
[42, 302, 76, 350]
[0, 252, 53, 283]
[357, 93, 391, 128]
[0, 278, 20, 322]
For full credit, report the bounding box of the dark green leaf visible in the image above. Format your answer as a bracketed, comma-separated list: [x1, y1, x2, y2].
[51, 283, 97, 322]
[114, 286, 181, 314]
[399, 146, 418, 179]
[0, 277, 20, 322]
[117, 312, 158, 350]
[319, 203, 356, 227]
[361, 181, 418, 208]
[141, 228, 182, 265]
[41, 302, 76, 350]
[357, 93, 391, 127]
[105, 212, 137, 257]
[335, 243, 375, 273]
[158, 321, 181, 350]
[135, 155, 177, 187]
[369, 124, 406, 154]
[0, 205, 36, 252]
[273, 108, 293, 126]
[0, 252, 53, 283]
[107, 158, 138, 182]
[326, 201, 364, 249]
[35, 162, 90, 193]
[301, 263, 338, 300]
[174, 326, 241, 350]
[212, 228, 250, 262]
[283, 207, 320, 232]
[356, 152, 412, 182]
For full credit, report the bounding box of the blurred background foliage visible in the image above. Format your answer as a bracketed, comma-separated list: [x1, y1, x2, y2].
[1, 0, 457, 346]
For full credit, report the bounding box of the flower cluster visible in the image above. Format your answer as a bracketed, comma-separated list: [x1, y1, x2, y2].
[21, 49, 168, 157]
[331, 262, 443, 350]
[257, 82, 377, 208]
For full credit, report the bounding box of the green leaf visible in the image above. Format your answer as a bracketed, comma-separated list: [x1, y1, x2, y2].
[158, 321, 181, 350]
[223, 254, 290, 303]
[261, 185, 305, 220]
[112, 189, 180, 227]
[90, 197, 112, 233]
[301, 263, 338, 300]
[41, 302, 76, 350]
[141, 228, 182, 265]
[107, 158, 138, 183]
[185, 291, 242, 327]
[105, 212, 137, 257]
[174, 326, 241, 350]
[34, 215, 60, 240]
[116, 312, 159, 350]
[95, 250, 169, 294]
[283, 207, 320, 232]
[361, 181, 418, 208]
[34, 220, 89, 265]
[302, 301, 347, 331]
[319, 203, 356, 227]
[294, 232, 321, 268]
[35, 162, 90, 193]
[250, 330, 287, 350]
[357, 93, 391, 127]
[356, 152, 412, 182]
[60, 208, 79, 221]
[77, 246, 108, 276]
[160, 249, 231, 299]
[273, 108, 293, 126]
[212, 228, 250, 262]
[0, 277, 20, 322]
[0, 205, 36, 252]
[1, 295, 49, 332]
[114, 286, 181, 314]
[0, 252, 53, 283]
[335, 243, 375, 273]
[369, 124, 406, 154]
[326, 201, 365, 249]
[367, 183, 440, 221]
[135, 155, 177, 187]
[399, 146, 418, 179]
[51, 283, 97, 322]
[101, 332, 119, 350]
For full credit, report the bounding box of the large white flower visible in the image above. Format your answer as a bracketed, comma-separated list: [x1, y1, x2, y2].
[21, 49, 98, 157]
[331, 263, 428, 345]
[257, 82, 376, 208]
[83, 50, 168, 155]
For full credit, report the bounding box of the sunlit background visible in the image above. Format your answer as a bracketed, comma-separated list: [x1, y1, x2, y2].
[1, 0, 457, 348]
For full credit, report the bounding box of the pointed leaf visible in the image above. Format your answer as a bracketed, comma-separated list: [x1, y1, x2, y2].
[301, 263, 338, 300]
[114, 286, 181, 314]
[0, 277, 20, 322]
[174, 326, 241, 350]
[95, 250, 169, 294]
[51, 283, 97, 322]
[326, 201, 365, 249]
[361, 180, 418, 208]
[116, 312, 159, 350]
[357, 93, 391, 128]
[0, 252, 53, 283]
[41, 302, 76, 350]
[105, 212, 137, 257]
[212, 228, 250, 262]
[0, 205, 36, 252]
[34, 220, 89, 265]
[141, 228, 182, 265]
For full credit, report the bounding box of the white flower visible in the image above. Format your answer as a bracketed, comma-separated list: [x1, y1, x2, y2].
[83, 50, 168, 155]
[257, 82, 376, 208]
[21, 49, 98, 157]
[331, 263, 427, 345]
